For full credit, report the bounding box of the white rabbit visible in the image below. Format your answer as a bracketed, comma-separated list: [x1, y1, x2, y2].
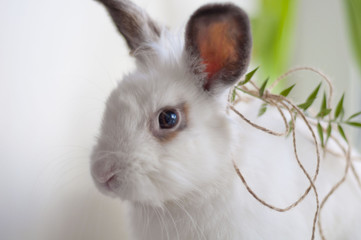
[90, 1, 361, 239]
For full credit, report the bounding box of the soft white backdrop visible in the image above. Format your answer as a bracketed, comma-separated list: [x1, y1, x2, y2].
[0, 0, 359, 240]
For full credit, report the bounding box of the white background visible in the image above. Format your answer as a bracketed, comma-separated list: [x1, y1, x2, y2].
[0, 0, 360, 239]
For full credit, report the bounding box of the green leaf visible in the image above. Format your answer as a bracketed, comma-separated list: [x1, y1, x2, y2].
[279, 84, 296, 97]
[345, 121, 361, 128]
[326, 123, 332, 144]
[297, 83, 321, 111]
[298, 99, 314, 110]
[238, 67, 259, 86]
[347, 111, 361, 121]
[320, 92, 327, 110]
[286, 113, 298, 138]
[340, 109, 345, 120]
[317, 122, 324, 147]
[307, 83, 322, 101]
[286, 119, 293, 138]
[317, 108, 332, 118]
[337, 124, 348, 143]
[258, 103, 268, 117]
[231, 88, 237, 102]
[316, 92, 329, 118]
[334, 93, 345, 119]
[259, 77, 269, 97]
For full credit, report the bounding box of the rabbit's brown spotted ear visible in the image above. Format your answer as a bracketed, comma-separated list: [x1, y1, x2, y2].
[185, 4, 252, 91]
[96, 0, 161, 52]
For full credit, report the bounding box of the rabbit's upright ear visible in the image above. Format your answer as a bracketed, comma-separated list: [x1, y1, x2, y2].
[96, 0, 161, 54]
[185, 4, 252, 92]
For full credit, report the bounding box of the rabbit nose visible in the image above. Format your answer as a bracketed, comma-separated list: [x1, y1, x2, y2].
[91, 158, 120, 184]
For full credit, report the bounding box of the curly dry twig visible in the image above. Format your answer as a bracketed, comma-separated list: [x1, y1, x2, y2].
[228, 66, 361, 240]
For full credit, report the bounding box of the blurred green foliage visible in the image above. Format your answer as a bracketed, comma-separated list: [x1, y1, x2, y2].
[344, 0, 361, 74]
[251, 0, 297, 88]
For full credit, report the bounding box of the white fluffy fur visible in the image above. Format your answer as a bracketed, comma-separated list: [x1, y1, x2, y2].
[91, 4, 361, 240]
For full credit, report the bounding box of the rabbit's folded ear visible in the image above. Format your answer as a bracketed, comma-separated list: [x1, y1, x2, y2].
[185, 4, 252, 92]
[96, 0, 161, 54]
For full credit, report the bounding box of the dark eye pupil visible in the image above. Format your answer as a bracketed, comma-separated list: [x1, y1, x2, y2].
[159, 110, 178, 129]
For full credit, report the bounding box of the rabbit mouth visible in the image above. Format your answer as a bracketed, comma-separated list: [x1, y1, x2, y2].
[100, 172, 128, 196]
[106, 175, 121, 191]
[93, 173, 124, 197]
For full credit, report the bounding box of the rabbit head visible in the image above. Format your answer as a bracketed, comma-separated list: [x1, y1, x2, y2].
[91, 0, 252, 206]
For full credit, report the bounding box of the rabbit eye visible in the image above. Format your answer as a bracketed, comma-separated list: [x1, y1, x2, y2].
[158, 110, 179, 129]
[151, 103, 187, 142]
